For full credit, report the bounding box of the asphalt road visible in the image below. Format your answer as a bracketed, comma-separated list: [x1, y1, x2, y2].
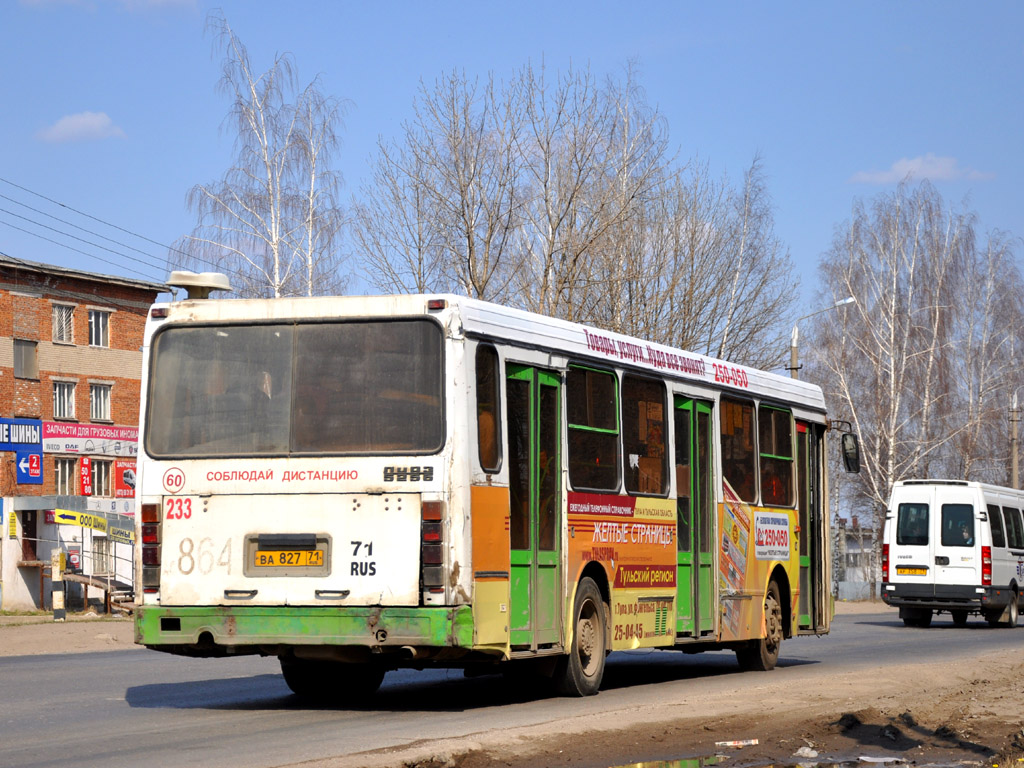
[0, 608, 1019, 768]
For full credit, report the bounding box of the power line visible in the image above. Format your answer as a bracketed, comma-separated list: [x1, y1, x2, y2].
[0, 205, 162, 275]
[0, 176, 242, 282]
[0, 175, 191, 260]
[0, 219, 158, 283]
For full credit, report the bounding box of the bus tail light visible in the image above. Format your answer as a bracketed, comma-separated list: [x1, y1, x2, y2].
[981, 546, 992, 586]
[881, 543, 889, 584]
[421, 500, 445, 596]
[141, 503, 162, 593]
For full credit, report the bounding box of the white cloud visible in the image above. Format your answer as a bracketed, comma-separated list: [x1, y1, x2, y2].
[849, 153, 994, 184]
[36, 112, 127, 143]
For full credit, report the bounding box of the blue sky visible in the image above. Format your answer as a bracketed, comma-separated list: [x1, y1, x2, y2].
[1, 0, 1021, 308]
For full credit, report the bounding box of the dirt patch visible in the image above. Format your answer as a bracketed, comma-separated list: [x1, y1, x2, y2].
[0, 613, 133, 656]
[327, 652, 1024, 768]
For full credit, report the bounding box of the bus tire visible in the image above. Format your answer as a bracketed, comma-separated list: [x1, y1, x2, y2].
[951, 609, 968, 627]
[554, 577, 606, 696]
[736, 580, 783, 671]
[279, 656, 385, 702]
[902, 608, 932, 628]
[1006, 594, 1019, 628]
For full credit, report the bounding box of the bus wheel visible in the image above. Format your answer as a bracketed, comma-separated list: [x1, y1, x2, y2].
[554, 577, 606, 696]
[1006, 594, 1019, 628]
[279, 657, 385, 702]
[736, 580, 783, 671]
[951, 609, 968, 627]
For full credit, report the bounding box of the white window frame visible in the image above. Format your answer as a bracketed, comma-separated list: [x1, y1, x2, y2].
[53, 381, 77, 420]
[91, 459, 112, 498]
[88, 309, 111, 348]
[90, 383, 112, 421]
[53, 304, 75, 344]
[92, 535, 112, 575]
[54, 458, 77, 496]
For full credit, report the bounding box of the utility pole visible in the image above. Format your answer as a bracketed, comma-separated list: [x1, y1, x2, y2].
[1012, 392, 1020, 489]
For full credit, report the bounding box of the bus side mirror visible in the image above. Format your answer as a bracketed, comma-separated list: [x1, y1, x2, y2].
[841, 432, 861, 474]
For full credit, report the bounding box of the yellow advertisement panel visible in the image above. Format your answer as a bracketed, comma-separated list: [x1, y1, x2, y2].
[568, 492, 676, 650]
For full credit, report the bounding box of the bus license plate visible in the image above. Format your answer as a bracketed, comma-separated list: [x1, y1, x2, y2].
[253, 550, 325, 568]
[896, 566, 927, 576]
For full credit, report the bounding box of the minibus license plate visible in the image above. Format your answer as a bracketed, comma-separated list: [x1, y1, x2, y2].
[253, 550, 324, 568]
[896, 566, 927, 576]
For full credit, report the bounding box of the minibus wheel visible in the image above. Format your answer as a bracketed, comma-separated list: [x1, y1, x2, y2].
[901, 607, 932, 628]
[1008, 594, 1019, 627]
[951, 610, 968, 627]
[554, 577, 607, 696]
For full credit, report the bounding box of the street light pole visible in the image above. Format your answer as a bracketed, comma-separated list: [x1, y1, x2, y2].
[789, 296, 855, 380]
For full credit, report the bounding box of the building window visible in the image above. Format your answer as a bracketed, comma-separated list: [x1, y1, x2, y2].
[91, 459, 112, 497]
[88, 309, 110, 347]
[55, 458, 77, 495]
[54, 381, 76, 419]
[90, 383, 112, 421]
[92, 536, 112, 575]
[14, 339, 39, 379]
[53, 304, 74, 343]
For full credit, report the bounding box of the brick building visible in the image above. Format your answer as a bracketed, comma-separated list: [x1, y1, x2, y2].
[0, 253, 165, 610]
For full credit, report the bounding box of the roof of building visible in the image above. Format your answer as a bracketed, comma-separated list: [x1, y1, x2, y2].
[0, 251, 168, 294]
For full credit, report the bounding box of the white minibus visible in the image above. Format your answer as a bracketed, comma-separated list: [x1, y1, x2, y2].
[882, 480, 1024, 627]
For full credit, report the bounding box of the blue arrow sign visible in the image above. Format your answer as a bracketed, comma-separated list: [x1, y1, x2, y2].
[16, 450, 43, 485]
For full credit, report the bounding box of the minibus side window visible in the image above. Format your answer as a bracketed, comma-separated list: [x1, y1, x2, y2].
[1004, 507, 1024, 549]
[896, 503, 928, 546]
[987, 504, 1006, 548]
[941, 504, 974, 547]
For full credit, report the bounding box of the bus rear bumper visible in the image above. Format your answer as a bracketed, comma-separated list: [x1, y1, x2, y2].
[134, 604, 476, 659]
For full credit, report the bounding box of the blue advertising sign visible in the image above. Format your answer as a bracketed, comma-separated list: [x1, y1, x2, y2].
[0, 418, 42, 451]
[16, 450, 43, 485]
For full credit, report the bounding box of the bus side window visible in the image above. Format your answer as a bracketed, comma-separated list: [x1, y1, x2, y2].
[476, 345, 501, 473]
[566, 366, 620, 491]
[758, 405, 793, 506]
[622, 375, 667, 496]
[1003, 507, 1024, 549]
[988, 504, 1006, 548]
[720, 397, 756, 502]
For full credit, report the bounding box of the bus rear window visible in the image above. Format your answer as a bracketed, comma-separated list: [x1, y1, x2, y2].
[896, 503, 928, 546]
[940, 504, 974, 547]
[145, 319, 443, 457]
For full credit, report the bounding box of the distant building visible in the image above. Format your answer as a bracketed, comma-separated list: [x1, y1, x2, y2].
[834, 515, 881, 601]
[0, 253, 165, 610]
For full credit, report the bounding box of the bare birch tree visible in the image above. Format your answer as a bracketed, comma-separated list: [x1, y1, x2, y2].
[177, 12, 348, 297]
[809, 181, 1023, 589]
[353, 61, 797, 365]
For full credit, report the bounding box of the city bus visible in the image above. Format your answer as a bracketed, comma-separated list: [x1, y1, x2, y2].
[134, 271, 856, 698]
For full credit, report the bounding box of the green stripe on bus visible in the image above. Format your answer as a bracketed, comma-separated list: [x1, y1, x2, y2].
[135, 605, 474, 648]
